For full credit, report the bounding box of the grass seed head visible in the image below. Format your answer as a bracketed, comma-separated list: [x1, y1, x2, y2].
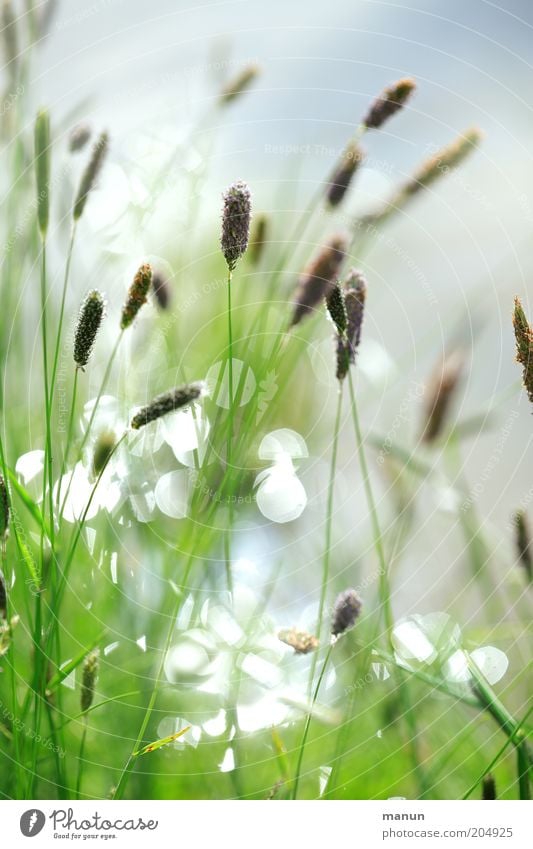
[0, 570, 6, 619]
[335, 269, 367, 380]
[326, 282, 348, 336]
[362, 128, 482, 229]
[74, 290, 106, 369]
[152, 271, 171, 310]
[81, 650, 99, 713]
[73, 131, 109, 221]
[2, 0, 18, 74]
[422, 350, 464, 443]
[221, 180, 252, 271]
[34, 109, 51, 237]
[326, 141, 365, 207]
[290, 233, 348, 327]
[513, 510, 532, 582]
[513, 296, 533, 405]
[331, 589, 363, 637]
[249, 213, 268, 265]
[482, 773, 496, 800]
[220, 63, 260, 104]
[278, 628, 319, 654]
[69, 123, 91, 153]
[120, 263, 152, 330]
[0, 474, 9, 541]
[363, 77, 416, 130]
[405, 127, 482, 198]
[130, 383, 204, 430]
[92, 431, 116, 479]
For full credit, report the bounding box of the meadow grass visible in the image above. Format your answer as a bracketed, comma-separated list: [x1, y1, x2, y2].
[0, 9, 530, 802]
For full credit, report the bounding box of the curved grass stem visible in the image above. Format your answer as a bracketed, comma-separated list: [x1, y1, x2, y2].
[306, 387, 343, 698]
[225, 267, 234, 596]
[58, 331, 123, 523]
[292, 643, 334, 799]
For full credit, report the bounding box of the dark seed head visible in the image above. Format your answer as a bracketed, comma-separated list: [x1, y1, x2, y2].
[363, 77, 416, 130]
[326, 141, 365, 207]
[422, 351, 464, 443]
[81, 650, 99, 713]
[361, 128, 482, 229]
[220, 63, 260, 104]
[73, 290, 106, 369]
[0, 571, 7, 619]
[249, 213, 268, 265]
[0, 475, 9, 541]
[331, 589, 363, 637]
[221, 180, 252, 271]
[69, 123, 91, 153]
[326, 283, 348, 337]
[335, 269, 367, 381]
[73, 131, 109, 221]
[152, 271, 171, 310]
[482, 773, 496, 800]
[290, 234, 348, 328]
[120, 263, 152, 330]
[404, 127, 482, 198]
[130, 383, 204, 430]
[513, 510, 532, 582]
[92, 431, 116, 480]
[513, 297, 533, 405]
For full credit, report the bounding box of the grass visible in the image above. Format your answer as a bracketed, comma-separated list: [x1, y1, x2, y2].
[0, 9, 530, 802]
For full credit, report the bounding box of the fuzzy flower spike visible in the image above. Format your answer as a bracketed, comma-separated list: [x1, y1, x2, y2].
[291, 234, 348, 328]
[326, 140, 365, 207]
[326, 268, 367, 381]
[513, 297, 533, 405]
[331, 589, 363, 637]
[81, 650, 99, 713]
[73, 131, 109, 221]
[422, 350, 464, 443]
[363, 77, 416, 130]
[73, 290, 106, 369]
[0, 475, 9, 542]
[120, 263, 152, 330]
[221, 180, 252, 271]
[130, 383, 204, 430]
[220, 64, 260, 104]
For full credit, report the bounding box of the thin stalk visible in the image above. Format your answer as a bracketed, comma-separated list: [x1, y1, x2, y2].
[49, 223, 77, 409]
[42, 431, 128, 709]
[317, 387, 343, 636]
[27, 585, 43, 797]
[225, 267, 234, 595]
[307, 387, 343, 696]
[56, 367, 79, 508]
[112, 553, 195, 800]
[517, 744, 531, 800]
[52, 433, 127, 623]
[76, 719, 88, 799]
[59, 332, 123, 523]
[347, 373, 390, 631]
[469, 655, 532, 798]
[39, 241, 54, 548]
[292, 643, 334, 799]
[347, 372, 430, 796]
[1, 543, 21, 797]
[462, 706, 533, 799]
[29, 238, 53, 797]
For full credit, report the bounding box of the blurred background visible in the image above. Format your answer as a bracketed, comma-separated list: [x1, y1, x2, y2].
[1, 0, 531, 799]
[23, 0, 533, 598]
